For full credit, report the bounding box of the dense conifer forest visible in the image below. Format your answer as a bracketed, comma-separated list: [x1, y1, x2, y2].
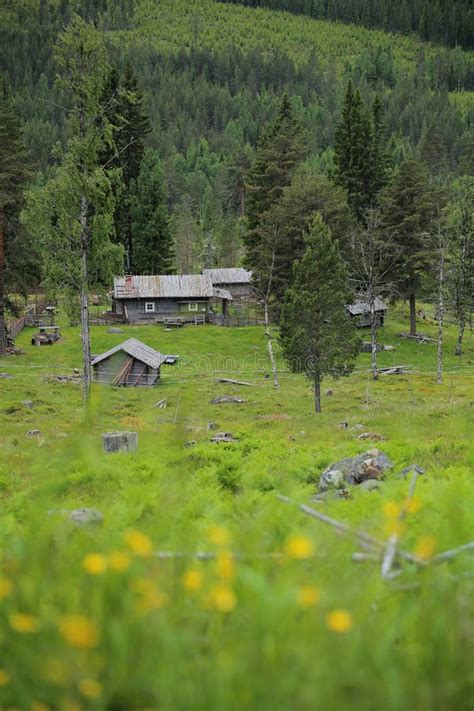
[1, 0, 473, 277]
[221, 0, 474, 49]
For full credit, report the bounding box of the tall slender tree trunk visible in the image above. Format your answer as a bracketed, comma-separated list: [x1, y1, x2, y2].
[437, 249, 445, 385]
[409, 293, 417, 336]
[369, 289, 379, 381]
[0, 210, 6, 356]
[314, 374, 321, 413]
[264, 299, 279, 389]
[80, 196, 92, 402]
[455, 316, 465, 356]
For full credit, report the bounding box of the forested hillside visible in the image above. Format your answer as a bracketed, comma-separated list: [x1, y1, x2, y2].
[221, 0, 474, 49]
[1, 0, 473, 275]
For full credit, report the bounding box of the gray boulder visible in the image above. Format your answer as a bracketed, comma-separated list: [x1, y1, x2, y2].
[107, 327, 124, 334]
[319, 449, 393, 491]
[212, 395, 245, 405]
[69, 508, 103, 526]
[319, 469, 345, 492]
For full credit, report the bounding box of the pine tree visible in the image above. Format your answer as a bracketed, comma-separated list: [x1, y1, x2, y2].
[265, 168, 353, 305]
[335, 83, 389, 218]
[334, 81, 372, 217]
[101, 61, 151, 270]
[382, 160, 439, 336]
[279, 215, 359, 413]
[130, 150, 174, 275]
[419, 124, 449, 178]
[0, 81, 31, 354]
[446, 177, 474, 356]
[22, 16, 123, 401]
[244, 94, 306, 271]
[370, 95, 390, 196]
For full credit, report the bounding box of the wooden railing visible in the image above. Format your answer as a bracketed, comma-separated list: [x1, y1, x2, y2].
[6, 305, 35, 341]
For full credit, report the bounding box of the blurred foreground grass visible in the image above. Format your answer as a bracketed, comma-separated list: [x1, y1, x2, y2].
[0, 304, 473, 709]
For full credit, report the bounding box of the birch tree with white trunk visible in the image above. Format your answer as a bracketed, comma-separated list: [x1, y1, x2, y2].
[348, 209, 399, 380]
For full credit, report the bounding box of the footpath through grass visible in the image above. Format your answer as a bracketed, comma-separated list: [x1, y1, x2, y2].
[0, 305, 473, 709]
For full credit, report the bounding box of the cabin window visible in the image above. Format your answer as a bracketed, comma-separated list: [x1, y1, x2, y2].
[188, 303, 198, 312]
[145, 302, 155, 313]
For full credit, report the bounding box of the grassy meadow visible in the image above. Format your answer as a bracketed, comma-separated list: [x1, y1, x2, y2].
[0, 305, 473, 710]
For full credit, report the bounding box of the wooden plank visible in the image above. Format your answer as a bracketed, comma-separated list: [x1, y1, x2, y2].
[216, 378, 253, 386]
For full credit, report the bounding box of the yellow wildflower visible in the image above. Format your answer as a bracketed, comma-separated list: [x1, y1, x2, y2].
[59, 615, 99, 649]
[207, 526, 230, 546]
[285, 535, 315, 559]
[0, 576, 13, 600]
[209, 585, 236, 612]
[124, 529, 153, 556]
[415, 535, 437, 561]
[297, 586, 320, 608]
[109, 551, 131, 572]
[82, 553, 108, 575]
[78, 678, 102, 700]
[183, 569, 203, 592]
[132, 579, 168, 614]
[405, 497, 422, 515]
[31, 702, 50, 711]
[0, 668, 10, 686]
[326, 609, 353, 634]
[9, 613, 39, 633]
[383, 501, 401, 519]
[216, 552, 235, 581]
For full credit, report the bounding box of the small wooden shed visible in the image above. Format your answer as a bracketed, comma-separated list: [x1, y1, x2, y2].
[203, 268, 253, 301]
[91, 338, 168, 387]
[347, 298, 388, 328]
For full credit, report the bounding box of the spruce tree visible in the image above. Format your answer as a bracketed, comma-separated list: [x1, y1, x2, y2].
[22, 16, 123, 401]
[0, 81, 31, 354]
[382, 160, 439, 336]
[419, 124, 449, 178]
[264, 168, 353, 305]
[279, 215, 359, 413]
[130, 150, 174, 275]
[244, 94, 306, 271]
[335, 83, 389, 218]
[101, 61, 151, 270]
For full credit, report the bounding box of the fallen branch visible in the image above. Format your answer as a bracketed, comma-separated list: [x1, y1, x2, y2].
[431, 541, 474, 564]
[277, 495, 424, 568]
[378, 366, 410, 376]
[153, 551, 282, 560]
[216, 378, 253, 386]
[396, 332, 437, 344]
[381, 467, 423, 580]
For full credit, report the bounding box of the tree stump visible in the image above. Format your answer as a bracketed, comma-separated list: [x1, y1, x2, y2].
[103, 431, 138, 454]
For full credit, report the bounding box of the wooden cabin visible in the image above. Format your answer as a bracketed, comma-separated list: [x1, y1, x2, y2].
[112, 275, 231, 324]
[203, 268, 253, 301]
[91, 338, 168, 386]
[347, 298, 388, 328]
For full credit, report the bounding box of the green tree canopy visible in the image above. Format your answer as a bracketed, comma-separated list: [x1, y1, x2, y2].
[279, 214, 359, 412]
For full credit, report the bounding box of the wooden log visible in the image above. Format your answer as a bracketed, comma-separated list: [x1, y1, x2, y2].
[103, 431, 138, 453]
[396, 332, 437, 344]
[216, 378, 252, 386]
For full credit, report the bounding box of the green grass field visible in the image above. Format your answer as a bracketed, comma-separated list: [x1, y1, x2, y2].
[0, 305, 473, 710]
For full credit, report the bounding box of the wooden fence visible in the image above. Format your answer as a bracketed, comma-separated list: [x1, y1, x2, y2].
[6, 305, 35, 341]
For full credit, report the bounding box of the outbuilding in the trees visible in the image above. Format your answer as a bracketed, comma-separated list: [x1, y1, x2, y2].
[347, 298, 388, 328]
[91, 338, 169, 386]
[203, 268, 253, 301]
